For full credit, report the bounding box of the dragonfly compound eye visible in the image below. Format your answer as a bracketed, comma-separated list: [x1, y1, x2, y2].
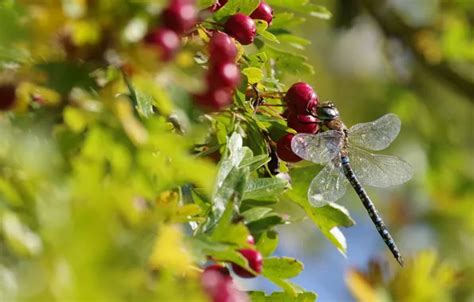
[316, 104, 339, 120]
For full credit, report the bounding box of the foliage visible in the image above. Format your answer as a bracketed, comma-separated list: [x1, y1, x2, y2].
[0, 0, 473, 301]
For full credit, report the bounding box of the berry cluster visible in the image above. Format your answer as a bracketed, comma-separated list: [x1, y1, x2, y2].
[223, 1, 273, 45]
[276, 82, 320, 162]
[193, 31, 240, 111]
[193, 1, 274, 111]
[201, 235, 262, 301]
[144, 0, 198, 61]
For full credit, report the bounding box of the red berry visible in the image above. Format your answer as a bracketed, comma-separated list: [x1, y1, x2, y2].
[287, 113, 319, 133]
[144, 28, 180, 61]
[207, 62, 241, 89]
[224, 13, 256, 45]
[201, 269, 248, 302]
[204, 264, 231, 278]
[231, 249, 263, 278]
[209, 31, 237, 64]
[276, 133, 302, 162]
[284, 82, 319, 115]
[246, 235, 255, 245]
[161, 0, 197, 34]
[0, 84, 16, 111]
[250, 1, 273, 25]
[193, 88, 233, 112]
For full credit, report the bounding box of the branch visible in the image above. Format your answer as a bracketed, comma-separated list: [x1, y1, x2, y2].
[360, 0, 474, 101]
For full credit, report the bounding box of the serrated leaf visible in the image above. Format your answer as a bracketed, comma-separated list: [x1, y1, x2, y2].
[263, 257, 304, 279]
[214, 0, 260, 21]
[243, 177, 288, 200]
[242, 67, 264, 84]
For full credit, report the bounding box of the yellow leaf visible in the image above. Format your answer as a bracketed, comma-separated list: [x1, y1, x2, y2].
[346, 269, 378, 302]
[115, 98, 148, 145]
[149, 225, 194, 275]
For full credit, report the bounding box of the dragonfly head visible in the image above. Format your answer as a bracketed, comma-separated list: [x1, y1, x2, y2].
[316, 102, 339, 120]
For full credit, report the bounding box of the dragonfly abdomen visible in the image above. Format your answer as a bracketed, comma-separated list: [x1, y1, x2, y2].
[340, 155, 405, 266]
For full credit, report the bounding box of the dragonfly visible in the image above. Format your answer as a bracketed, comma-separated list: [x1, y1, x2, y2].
[291, 102, 413, 266]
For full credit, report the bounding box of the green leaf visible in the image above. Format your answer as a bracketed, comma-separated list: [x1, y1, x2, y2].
[255, 20, 280, 44]
[256, 230, 279, 257]
[239, 154, 270, 172]
[286, 165, 355, 254]
[241, 207, 273, 222]
[265, 276, 302, 296]
[306, 4, 332, 20]
[242, 67, 264, 84]
[265, 46, 314, 75]
[263, 257, 304, 279]
[36, 62, 96, 95]
[243, 177, 288, 200]
[277, 34, 311, 50]
[135, 90, 155, 118]
[249, 291, 317, 302]
[214, 0, 260, 21]
[247, 52, 268, 68]
[208, 166, 248, 230]
[197, 0, 215, 9]
[270, 13, 305, 29]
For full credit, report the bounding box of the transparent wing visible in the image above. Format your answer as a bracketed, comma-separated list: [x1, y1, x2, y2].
[348, 146, 413, 188]
[291, 130, 343, 164]
[348, 113, 401, 151]
[308, 160, 348, 207]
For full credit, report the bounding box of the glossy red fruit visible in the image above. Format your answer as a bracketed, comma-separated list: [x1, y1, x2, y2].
[201, 269, 248, 302]
[250, 1, 273, 25]
[209, 31, 237, 64]
[224, 13, 257, 45]
[231, 249, 263, 278]
[276, 133, 302, 162]
[144, 28, 180, 61]
[0, 84, 16, 111]
[284, 82, 319, 115]
[193, 88, 233, 111]
[204, 264, 231, 278]
[287, 112, 319, 133]
[161, 0, 197, 34]
[207, 62, 241, 89]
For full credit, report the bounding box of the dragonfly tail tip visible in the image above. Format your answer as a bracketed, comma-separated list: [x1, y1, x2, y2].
[397, 255, 405, 267]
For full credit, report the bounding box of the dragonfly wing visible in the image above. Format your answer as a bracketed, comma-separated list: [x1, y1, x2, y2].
[349, 146, 413, 188]
[308, 160, 348, 207]
[348, 113, 401, 151]
[291, 130, 343, 164]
